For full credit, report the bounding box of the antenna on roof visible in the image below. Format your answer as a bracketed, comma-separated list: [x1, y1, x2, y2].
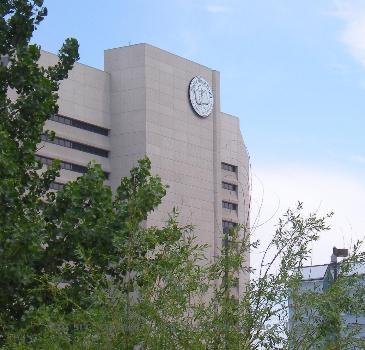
[331, 246, 349, 281]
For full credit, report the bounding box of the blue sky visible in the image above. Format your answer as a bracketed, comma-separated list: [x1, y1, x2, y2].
[33, 0, 365, 264]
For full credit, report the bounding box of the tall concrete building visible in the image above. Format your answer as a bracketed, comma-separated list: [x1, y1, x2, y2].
[37, 44, 250, 290]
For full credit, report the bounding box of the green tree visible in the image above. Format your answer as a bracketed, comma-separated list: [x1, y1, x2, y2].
[0, 0, 79, 334]
[3, 158, 193, 349]
[289, 242, 365, 350]
[2, 1, 365, 349]
[204, 205, 365, 350]
[5, 195, 365, 349]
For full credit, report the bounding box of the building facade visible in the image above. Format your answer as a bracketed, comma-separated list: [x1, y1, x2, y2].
[37, 44, 250, 291]
[289, 263, 365, 347]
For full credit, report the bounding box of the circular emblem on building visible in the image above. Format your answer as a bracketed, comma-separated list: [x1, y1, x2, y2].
[189, 76, 214, 117]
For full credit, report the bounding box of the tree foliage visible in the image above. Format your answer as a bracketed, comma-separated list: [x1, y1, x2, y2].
[0, 0, 79, 334]
[2, 1, 365, 349]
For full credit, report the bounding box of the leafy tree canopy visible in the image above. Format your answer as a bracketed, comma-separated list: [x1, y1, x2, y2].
[0, 0, 79, 332]
[1, 1, 365, 350]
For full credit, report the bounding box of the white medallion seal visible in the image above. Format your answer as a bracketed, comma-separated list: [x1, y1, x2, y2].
[189, 76, 214, 117]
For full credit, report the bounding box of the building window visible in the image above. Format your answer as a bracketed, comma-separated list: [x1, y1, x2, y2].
[222, 201, 238, 211]
[222, 220, 237, 233]
[222, 181, 237, 192]
[41, 134, 109, 158]
[49, 114, 109, 136]
[50, 182, 64, 191]
[222, 220, 239, 257]
[221, 162, 237, 173]
[35, 155, 109, 179]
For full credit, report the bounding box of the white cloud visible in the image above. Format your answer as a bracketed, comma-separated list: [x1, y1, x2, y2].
[205, 5, 230, 14]
[250, 163, 365, 269]
[333, 0, 365, 68]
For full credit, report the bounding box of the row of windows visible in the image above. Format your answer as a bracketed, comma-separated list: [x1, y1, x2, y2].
[222, 220, 237, 234]
[221, 162, 237, 173]
[222, 201, 237, 211]
[50, 182, 64, 191]
[41, 134, 109, 158]
[49, 114, 109, 136]
[222, 163, 238, 232]
[35, 155, 109, 179]
[222, 181, 237, 192]
[36, 154, 87, 173]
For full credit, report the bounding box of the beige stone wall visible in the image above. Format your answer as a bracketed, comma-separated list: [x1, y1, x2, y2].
[221, 112, 251, 291]
[37, 44, 251, 290]
[39, 51, 111, 128]
[143, 44, 218, 260]
[37, 51, 111, 185]
[104, 45, 147, 188]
